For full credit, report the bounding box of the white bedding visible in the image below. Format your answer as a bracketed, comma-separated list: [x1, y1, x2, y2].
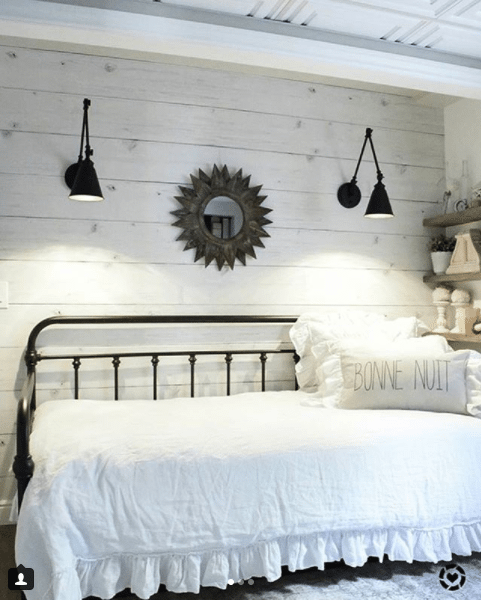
[16, 391, 481, 600]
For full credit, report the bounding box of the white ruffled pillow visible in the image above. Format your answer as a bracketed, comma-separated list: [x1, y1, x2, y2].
[466, 351, 481, 417]
[302, 338, 481, 418]
[336, 345, 468, 414]
[303, 336, 451, 408]
[290, 312, 431, 393]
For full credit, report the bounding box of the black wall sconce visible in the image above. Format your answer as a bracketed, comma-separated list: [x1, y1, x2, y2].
[337, 127, 393, 219]
[65, 98, 104, 202]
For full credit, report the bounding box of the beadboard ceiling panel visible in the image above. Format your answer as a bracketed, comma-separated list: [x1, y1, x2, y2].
[125, 0, 481, 60]
[3, 0, 481, 100]
[26, 0, 481, 63]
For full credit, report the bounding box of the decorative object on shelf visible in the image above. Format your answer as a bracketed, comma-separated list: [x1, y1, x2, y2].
[450, 288, 478, 334]
[171, 165, 271, 270]
[337, 127, 394, 219]
[459, 160, 470, 210]
[428, 234, 456, 275]
[446, 229, 481, 274]
[422, 204, 481, 284]
[65, 98, 104, 202]
[442, 190, 452, 214]
[472, 317, 481, 335]
[454, 199, 469, 211]
[470, 181, 481, 208]
[432, 286, 452, 333]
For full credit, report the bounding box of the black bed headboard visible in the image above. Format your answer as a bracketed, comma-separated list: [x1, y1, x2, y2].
[24, 314, 299, 401]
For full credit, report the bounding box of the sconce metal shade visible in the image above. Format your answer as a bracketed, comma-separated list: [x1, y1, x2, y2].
[65, 98, 104, 202]
[364, 178, 394, 219]
[68, 157, 103, 202]
[337, 127, 393, 218]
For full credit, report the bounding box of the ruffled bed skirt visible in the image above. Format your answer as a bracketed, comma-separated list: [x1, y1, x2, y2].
[63, 524, 481, 599]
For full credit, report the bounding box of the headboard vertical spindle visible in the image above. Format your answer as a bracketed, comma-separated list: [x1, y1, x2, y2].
[225, 353, 233, 396]
[260, 352, 267, 392]
[152, 355, 159, 400]
[112, 356, 121, 400]
[73, 357, 81, 399]
[189, 354, 197, 397]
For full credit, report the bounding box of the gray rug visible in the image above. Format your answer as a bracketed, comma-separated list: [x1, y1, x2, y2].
[105, 554, 481, 600]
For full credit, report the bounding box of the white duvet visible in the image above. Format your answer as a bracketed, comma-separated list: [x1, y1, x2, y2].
[16, 391, 481, 600]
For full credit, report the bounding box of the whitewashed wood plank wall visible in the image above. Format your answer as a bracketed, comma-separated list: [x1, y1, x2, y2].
[0, 42, 444, 521]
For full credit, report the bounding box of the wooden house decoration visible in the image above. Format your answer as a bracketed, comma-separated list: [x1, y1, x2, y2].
[446, 229, 481, 274]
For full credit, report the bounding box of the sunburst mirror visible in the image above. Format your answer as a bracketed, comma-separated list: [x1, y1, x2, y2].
[171, 165, 272, 270]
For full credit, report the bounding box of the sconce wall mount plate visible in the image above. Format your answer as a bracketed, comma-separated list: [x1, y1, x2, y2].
[337, 181, 361, 209]
[65, 162, 80, 189]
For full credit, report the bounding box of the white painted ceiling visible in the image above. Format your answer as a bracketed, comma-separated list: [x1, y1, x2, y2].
[2, 0, 481, 101]
[149, 0, 481, 62]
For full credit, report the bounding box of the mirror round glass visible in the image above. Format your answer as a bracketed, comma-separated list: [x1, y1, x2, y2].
[203, 196, 244, 239]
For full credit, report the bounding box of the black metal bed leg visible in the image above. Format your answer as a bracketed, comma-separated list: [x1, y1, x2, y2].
[13, 453, 34, 511]
[14, 386, 36, 511]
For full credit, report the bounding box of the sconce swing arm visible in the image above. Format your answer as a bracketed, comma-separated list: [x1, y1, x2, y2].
[337, 127, 393, 218]
[338, 128, 375, 208]
[65, 97, 104, 202]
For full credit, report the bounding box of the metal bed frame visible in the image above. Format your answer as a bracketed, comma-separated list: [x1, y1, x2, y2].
[13, 315, 298, 511]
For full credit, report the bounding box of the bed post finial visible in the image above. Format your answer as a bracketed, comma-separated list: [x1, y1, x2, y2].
[25, 349, 39, 370]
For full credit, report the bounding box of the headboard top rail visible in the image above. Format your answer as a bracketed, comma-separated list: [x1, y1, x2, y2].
[27, 314, 298, 361]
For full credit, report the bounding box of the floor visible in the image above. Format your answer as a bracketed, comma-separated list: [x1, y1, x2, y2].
[0, 525, 20, 600]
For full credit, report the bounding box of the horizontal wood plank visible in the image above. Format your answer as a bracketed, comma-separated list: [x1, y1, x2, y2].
[0, 132, 444, 202]
[0, 217, 433, 271]
[0, 175, 442, 235]
[0, 44, 444, 134]
[0, 89, 443, 169]
[0, 261, 433, 306]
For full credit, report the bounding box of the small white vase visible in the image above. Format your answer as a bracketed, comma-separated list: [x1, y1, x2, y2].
[431, 251, 453, 274]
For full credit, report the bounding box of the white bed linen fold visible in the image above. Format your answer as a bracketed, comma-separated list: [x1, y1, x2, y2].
[15, 391, 481, 600]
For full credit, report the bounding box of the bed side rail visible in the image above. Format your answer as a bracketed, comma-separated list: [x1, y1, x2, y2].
[13, 371, 36, 511]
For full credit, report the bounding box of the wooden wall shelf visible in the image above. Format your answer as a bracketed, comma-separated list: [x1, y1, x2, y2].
[423, 205, 481, 228]
[423, 206, 481, 284]
[439, 332, 481, 343]
[423, 271, 481, 284]
[423, 207, 481, 345]
[425, 331, 481, 343]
